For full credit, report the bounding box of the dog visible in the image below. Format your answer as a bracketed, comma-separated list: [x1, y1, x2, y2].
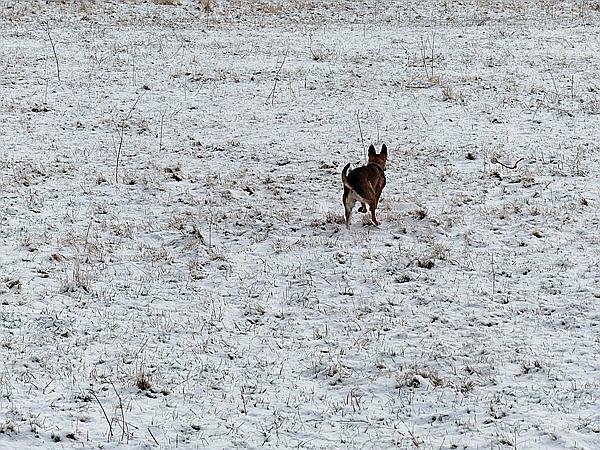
[341, 144, 387, 228]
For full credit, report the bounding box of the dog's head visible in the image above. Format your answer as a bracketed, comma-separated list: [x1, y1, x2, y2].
[368, 144, 388, 170]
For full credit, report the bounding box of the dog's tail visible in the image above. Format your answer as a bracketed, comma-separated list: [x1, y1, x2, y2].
[341, 163, 352, 189]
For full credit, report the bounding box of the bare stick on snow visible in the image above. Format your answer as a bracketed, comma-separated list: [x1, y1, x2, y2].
[355, 110, 366, 163]
[110, 380, 127, 443]
[115, 93, 144, 184]
[46, 23, 61, 82]
[491, 156, 525, 170]
[266, 48, 289, 106]
[90, 389, 113, 443]
[148, 427, 160, 446]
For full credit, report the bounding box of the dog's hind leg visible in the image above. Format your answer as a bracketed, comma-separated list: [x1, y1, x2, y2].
[369, 200, 381, 226]
[343, 190, 354, 228]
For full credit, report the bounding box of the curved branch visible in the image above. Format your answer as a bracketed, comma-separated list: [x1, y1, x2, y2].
[491, 156, 525, 170]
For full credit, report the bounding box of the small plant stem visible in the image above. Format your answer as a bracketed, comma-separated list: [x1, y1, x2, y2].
[115, 93, 144, 184]
[571, 74, 574, 100]
[46, 23, 61, 82]
[492, 157, 525, 170]
[148, 427, 159, 446]
[159, 111, 165, 152]
[430, 32, 435, 78]
[266, 48, 289, 106]
[356, 110, 366, 162]
[491, 252, 496, 301]
[90, 389, 113, 443]
[110, 380, 127, 443]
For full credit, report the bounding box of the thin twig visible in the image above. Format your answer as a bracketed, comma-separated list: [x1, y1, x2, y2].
[398, 416, 421, 448]
[90, 389, 113, 443]
[159, 110, 166, 152]
[209, 209, 213, 249]
[148, 427, 159, 446]
[548, 68, 559, 98]
[420, 36, 428, 79]
[46, 23, 60, 82]
[110, 380, 127, 443]
[115, 93, 144, 184]
[43, 58, 49, 103]
[42, 377, 54, 394]
[84, 221, 92, 254]
[131, 43, 137, 86]
[356, 110, 366, 162]
[266, 48, 289, 106]
[491, 156, 525, 170]
[570, 74, 574, 100]
[430, 32, 435, 78]
[491, 252, 496, 302]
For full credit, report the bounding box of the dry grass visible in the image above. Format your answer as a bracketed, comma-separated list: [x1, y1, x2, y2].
[136, 372, 152, 391]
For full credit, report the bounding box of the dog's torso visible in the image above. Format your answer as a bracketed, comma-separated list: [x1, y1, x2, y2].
[345, 163, 386, 203]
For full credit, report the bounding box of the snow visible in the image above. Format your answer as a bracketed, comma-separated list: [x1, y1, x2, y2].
[1, 0, 599, 448]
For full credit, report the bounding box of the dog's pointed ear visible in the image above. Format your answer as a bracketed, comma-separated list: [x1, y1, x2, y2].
[368, 144, 376, 156]
[381, 144, 388, 156]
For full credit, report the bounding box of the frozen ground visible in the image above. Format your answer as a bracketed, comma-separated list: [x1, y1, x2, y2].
[1, 0, 599, 448]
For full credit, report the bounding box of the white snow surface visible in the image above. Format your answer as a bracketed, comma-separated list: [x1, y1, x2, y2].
[1, 0, 600, 448]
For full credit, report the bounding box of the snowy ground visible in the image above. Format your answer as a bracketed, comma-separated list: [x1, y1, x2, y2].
[1, 0, 600, 448]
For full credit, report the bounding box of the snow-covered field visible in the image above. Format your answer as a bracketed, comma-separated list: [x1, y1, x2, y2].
[1, 0, 600, 448]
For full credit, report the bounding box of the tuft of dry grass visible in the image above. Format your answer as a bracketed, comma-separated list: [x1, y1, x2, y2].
[442, 84, 464, 103]
[411, 207, 428, 220]
[136, 372, 152, 391]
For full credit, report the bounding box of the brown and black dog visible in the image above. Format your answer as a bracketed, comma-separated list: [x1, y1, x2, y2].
[341, 144, 387, 228]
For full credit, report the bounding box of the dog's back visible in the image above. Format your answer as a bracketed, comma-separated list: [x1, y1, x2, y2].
[344, 164, 385, 201]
